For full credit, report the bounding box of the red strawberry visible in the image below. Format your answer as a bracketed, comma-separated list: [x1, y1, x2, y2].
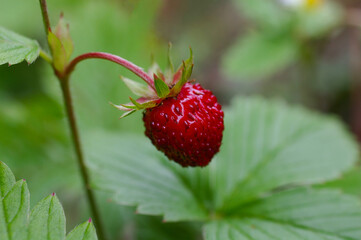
[143, 83, 224, 167]
[113, 48, 224, 167]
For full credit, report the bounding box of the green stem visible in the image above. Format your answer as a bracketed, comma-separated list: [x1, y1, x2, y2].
[59, 77, 107, 240]
[39, 49, 52, 63]
[38, 1, 107, 239]
[39, 0, 51, 36]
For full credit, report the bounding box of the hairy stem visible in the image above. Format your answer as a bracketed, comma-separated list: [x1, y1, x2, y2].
[39, 0, 51, 36]
[59, 77, 107, 240]
[65, 52, 155, 89]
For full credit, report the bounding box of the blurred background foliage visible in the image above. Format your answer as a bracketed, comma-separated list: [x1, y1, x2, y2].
[0, 0, 361, 239]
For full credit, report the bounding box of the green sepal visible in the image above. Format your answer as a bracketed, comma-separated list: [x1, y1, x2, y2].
[48, 14, 74, 73]
[174, 47, 193, 73]
[111, 101, 138, 118]
[48, 31, 67, 72]
[119, 109, 137, 119]
[129, 97, 159, 110]
[54, 14, 73, 61]
[129, 97, 142, 109]
[148, 62, 163, 79]
[170, 61, 193, 96]
[154, 74, 170, 98]
[164, 69, 173, 85]
[121, 76, 154, 97]
[110, 102, 136, 111]
[184, 47, 193, 67]
[119, 104, 137, 110]
[113, 47, 196, 120]
[169, 47, 194, 95]
[183, 47, 194, 81]
[164, 43, 175, 85]
[115, 98, 160, 111]
[167, 42, 175, 73]
[182, 61, 194, 83]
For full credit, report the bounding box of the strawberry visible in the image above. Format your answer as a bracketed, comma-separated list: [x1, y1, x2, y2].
[143, 83, 223, 167]
[113, 48, 224, 167]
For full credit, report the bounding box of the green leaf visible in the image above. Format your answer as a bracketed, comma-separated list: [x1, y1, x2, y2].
[0, 161, 98, 240]
[135, 216, 201, 240]
[86, 133, 208, 222]
[204, 218, 346, 240]
[87, 97, 358, 230]
[28, 194, 66, 240]
[214, 97, 358, 210]
[316, 167, 361, 198]
[0, 162, 15, 198]
[154, 74, 170, 98]
[204, 188, 361, 240]
[0, 179, 29, 240]
[48, 31, 67, 73]
[240, 188, 361, 239]
[66, 221, 97, 240]
[0, 26, 40, 65]
[222, 32, 298, 80]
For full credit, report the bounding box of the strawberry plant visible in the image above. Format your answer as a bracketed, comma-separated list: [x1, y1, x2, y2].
[0, 162, 97, 240]
[1, 1, 361, 240]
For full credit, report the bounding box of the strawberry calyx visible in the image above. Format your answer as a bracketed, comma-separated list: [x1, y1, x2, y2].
[113, 48, 194, 118]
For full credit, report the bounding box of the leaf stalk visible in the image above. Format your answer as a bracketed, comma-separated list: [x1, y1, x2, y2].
[39, 49, 52, 63]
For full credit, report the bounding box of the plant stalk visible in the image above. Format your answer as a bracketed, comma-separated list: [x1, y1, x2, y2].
[59, 77, 106, 240]
[38, 1, 107, 239]
[64, 52, 155, 89]
[39, 0, 51, 36]
[39, 49, 52, 63]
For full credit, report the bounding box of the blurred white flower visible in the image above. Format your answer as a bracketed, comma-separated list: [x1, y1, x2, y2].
[280, 0, 303, 8]
[280, 0, 323, 9]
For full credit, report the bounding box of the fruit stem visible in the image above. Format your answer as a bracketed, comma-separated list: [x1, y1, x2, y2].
[59, 76, 107, 240]
[64, 52, 155, 90]
[39, 0, 51, 37]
